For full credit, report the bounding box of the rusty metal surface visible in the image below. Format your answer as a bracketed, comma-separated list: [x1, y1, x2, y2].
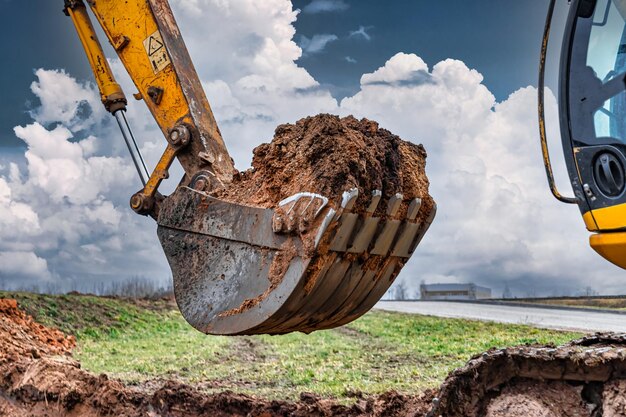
[158, 187, 436, 335]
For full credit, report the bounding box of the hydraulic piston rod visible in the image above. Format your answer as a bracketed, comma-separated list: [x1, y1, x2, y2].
[114, 110, 150, 186]
[65, 0, 149, 187]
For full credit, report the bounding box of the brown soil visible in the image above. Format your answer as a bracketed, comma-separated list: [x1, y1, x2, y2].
[485, 379, 589, 417]
[214, 114, 434, 219]
[429, 333, 626, 417]
[0, 298, 434, 416]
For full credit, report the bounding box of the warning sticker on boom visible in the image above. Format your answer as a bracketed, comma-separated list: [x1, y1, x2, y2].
[143, 30, 171, 74]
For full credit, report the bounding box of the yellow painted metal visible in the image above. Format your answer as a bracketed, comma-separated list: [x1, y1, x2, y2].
[590, 232, 626, 269]
[85, 0, 235, 186]
[582, 211, 599, 232]
[583, 203, 626, 231]
[145, 145, 177, 198]
[65, 1, 126, 112]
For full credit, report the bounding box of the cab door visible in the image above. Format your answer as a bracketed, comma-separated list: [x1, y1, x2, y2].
[561, 0, 626, 267]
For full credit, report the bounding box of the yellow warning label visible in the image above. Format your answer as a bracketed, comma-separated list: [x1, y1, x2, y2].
[143, 30, 171, 74]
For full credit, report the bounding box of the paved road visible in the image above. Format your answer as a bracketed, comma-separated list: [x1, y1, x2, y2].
[375, 301, 626, 333]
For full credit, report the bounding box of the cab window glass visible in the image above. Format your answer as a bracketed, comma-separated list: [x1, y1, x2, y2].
[587, 0, 626, 82]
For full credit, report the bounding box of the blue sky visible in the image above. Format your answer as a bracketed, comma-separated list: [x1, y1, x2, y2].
[0, 0, 620, 297]
[0, 0, 567, 148]
[291, 0, 568, 101]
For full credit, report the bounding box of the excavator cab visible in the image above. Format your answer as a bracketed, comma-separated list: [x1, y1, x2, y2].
[543, 0, 626, 268]
[64, 0, 435, 335]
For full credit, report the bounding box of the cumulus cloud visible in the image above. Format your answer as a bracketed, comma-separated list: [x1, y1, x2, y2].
[0, 69, 159, 288]
[341, 52, 622, 297]
[302, 0, 348, 14]
[299, 34, 339, 54]
[28, 69, 106, 132]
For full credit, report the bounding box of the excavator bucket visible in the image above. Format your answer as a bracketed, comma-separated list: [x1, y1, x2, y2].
[157, 185, 436, 335]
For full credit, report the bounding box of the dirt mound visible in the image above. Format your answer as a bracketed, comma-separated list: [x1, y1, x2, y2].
[0, 299, 74, 362]
[0, 299, 433, 416]
[215, 114, 434, 218]
[429, 333, 626, 417]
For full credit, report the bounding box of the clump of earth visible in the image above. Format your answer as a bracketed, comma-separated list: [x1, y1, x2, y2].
[214, 114, 435, 221]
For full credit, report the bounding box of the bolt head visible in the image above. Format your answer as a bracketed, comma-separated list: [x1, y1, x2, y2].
[194, 178, 208, 192]
[168, 125, 190, 147]
[130, 194, 143, 210]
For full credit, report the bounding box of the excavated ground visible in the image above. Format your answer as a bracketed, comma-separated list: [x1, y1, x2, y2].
[429, 334, 626, 417]
[6, 297, 626, 416]
[0, 299, 433, 417]
[213, 114, 435, 220]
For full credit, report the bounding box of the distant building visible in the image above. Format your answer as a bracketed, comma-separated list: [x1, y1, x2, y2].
[420, 283, 492, 301]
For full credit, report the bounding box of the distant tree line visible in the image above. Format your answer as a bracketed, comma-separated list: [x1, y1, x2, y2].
[0, 275, 173, 299]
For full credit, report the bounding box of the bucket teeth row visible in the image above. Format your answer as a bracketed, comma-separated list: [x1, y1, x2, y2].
[256, 189, 436, 334]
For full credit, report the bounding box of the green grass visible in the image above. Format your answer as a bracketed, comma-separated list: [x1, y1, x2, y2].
[2, 292, 582, 400]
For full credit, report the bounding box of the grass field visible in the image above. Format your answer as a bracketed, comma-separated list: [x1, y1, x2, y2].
[2, 291, 583, 400]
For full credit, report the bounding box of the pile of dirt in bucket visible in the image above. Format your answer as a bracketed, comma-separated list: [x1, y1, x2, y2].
[0, 298, 434, 417]
[214, 114, 434, 220]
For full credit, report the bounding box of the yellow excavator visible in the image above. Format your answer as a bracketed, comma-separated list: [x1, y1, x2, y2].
[63, 0, 626, 337]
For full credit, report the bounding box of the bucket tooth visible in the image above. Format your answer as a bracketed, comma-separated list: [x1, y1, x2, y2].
[348, 190, 382, 254]
[329, 214, 359, 252]
[391, 198, 423, 258]
[370, 194, 403, 256]
[328, 188, 360, 252]
[408, 203, 437, 255]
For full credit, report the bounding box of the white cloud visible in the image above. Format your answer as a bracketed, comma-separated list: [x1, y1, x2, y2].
[0, 252, 51, 281]
[349, 25, 372, 41]
[341, 52, 622, 296]
[302, 0, 348, 14]
[28, 69, 105, 132]
[345, 56, 357, 64]
[299, 34, 339, 54]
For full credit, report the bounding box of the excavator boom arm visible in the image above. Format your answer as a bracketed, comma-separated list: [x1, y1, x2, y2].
[64, 0, 234, 215]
